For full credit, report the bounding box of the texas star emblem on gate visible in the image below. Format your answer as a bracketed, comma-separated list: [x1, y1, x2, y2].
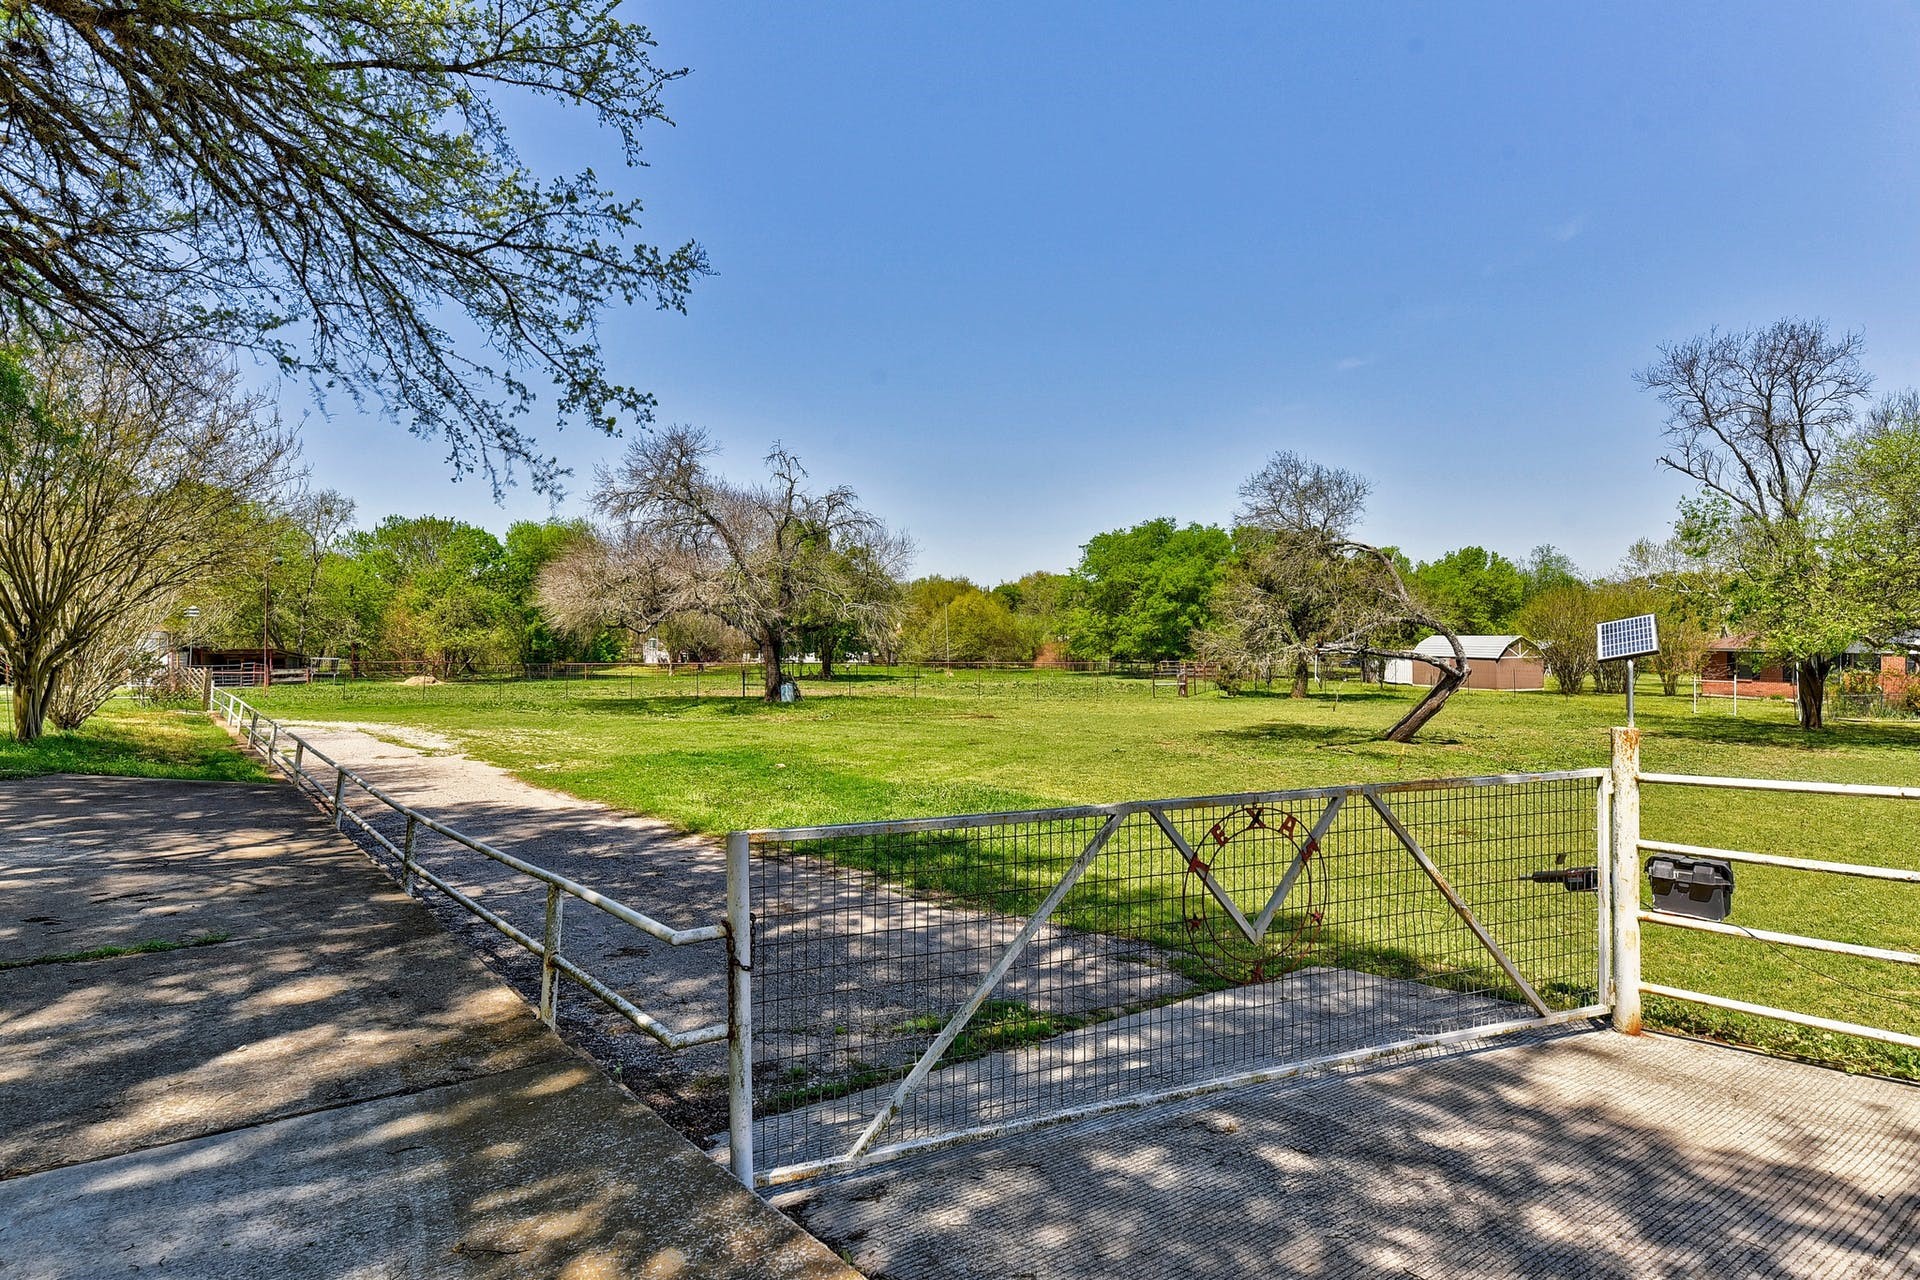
[1168, 798, 1339, 985]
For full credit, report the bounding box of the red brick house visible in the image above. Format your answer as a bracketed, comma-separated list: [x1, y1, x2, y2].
[1700, 633, 1920, 700]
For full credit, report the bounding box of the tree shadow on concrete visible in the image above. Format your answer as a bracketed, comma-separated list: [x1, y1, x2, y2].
[782, 1026, 1920, 1280]
[0, 775, 850, 1279]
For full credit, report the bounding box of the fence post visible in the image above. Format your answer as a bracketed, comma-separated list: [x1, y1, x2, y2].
[332, 769, 346, 831]
[540, 884, 564, 1028]
[726, 830, 755, 1188]
[401, 813, 418, 895]
[1609, 726, 1642, 1035]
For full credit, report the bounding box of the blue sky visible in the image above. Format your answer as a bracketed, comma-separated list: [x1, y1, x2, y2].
[300, 1, 1920, 583]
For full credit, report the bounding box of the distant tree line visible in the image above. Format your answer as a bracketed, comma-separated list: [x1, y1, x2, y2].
[14, 308, 1919, 736]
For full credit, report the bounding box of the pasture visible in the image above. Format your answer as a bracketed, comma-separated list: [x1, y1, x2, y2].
[241, 668, 1920, 1081]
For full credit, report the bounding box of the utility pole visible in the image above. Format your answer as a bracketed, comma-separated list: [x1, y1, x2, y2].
[261, 554, 282, 688]
[261, 563, 271, 688]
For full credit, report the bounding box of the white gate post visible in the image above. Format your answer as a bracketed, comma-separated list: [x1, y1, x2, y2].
[1610, 727, 1643, 1034]
[726, 830, 755, 1188]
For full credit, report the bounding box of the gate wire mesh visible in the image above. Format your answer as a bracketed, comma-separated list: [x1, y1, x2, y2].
[748, 772, 1605, 1178]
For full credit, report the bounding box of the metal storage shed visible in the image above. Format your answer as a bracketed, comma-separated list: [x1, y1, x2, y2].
[1401, 634, 1545, 691]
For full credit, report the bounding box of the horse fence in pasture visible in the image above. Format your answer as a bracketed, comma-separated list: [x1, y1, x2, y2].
[211, 657, 1181, 702]
[210, 691, 1919, 1193]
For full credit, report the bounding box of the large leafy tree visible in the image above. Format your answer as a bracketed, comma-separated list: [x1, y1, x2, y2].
[1639, 318, 1875, 728]
[347, 515, 521, 672]
[1064, 519, 1231, 661]
[0, 1, 706, 491]
[587, 427, 907, 699]
[1411, 546, 1528, 634]
[0, 338, 292, 739]
[1829, 391, 1920, 630]
[899, 577, 1029, 664]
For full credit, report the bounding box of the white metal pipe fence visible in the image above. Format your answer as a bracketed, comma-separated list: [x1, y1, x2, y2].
[1617, 730, 1920, 1052]
[212, 688, 1919, 1194]
[213, 688, 734, 1053]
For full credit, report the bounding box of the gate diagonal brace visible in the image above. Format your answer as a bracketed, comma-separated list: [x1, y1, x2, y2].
[1151, 808, 1259, 945]
[1151, 796, 1347, 946]
[841, 812, 1127, 1164]
[1363, 791, 1552, 1018]
[1253, 794, 1346, 940]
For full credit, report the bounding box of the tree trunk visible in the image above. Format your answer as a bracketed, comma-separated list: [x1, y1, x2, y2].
[1796, 657, 1828, 730]
[819, 634, 836, 681]
[1378, 624, 1470, 743]
[761, 628, 787, 701]
[1383, 663, 1467, 742]
[8, 652, 55, 742]
[1290, 658, 1310, 699]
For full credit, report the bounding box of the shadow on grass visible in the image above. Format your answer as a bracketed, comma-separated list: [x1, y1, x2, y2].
[1213, 684, 1409, 703]
[1652, 713, 1920, 752]
[1205, 721, 1464, 749]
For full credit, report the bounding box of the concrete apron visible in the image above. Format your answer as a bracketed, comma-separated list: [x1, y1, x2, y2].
[0, 774, 856, 1280]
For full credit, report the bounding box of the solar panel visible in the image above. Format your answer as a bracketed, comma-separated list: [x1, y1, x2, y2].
[1596, 614, 1660, 662]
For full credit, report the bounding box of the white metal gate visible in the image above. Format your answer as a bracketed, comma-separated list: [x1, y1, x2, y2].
[732, 770, 1612, 1186]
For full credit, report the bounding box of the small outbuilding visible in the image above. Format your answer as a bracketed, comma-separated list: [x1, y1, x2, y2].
[1396, 634, 1545, 692]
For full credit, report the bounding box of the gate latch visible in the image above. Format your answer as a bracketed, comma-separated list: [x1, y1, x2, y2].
[1524, 866, 1598, 893]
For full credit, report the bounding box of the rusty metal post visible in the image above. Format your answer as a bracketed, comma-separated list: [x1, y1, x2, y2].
[726, 830, 755, 1188]
[1610, 726, 1642, 1034]
[540, 884, 564, 1028]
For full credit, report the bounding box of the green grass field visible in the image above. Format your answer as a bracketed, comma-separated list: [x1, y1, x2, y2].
[249, 669, 1920, 1080]
[0, 696, 268, 783]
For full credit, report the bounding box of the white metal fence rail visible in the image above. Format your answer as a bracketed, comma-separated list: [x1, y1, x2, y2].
[213, 688, 739, 1054]
[1611, 727, 1920, 1052]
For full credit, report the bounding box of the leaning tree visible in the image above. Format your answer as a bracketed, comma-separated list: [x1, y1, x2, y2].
[0, 338, 293, 740]
[1230, 451, 1469, 742]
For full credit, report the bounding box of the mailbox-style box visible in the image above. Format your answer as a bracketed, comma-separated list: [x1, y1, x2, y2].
[1645, 854, 1734, 922]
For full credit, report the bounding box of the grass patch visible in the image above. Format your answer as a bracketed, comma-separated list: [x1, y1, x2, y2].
[1, 931, 233, 970]
[247, 672, 1920, 1082]
[894, 999, 1094, 1060]
[764, 999, 1096, 1114]
[0, 698, 265, 783]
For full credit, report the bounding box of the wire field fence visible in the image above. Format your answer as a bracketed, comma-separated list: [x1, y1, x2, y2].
[249, 661, 1186, 706]
[741, 772, 1610, 1184]
[234, 660, 1416, 709]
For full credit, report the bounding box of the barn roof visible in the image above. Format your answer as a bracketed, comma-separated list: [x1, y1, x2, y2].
[1411, 634, 1530, 661]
